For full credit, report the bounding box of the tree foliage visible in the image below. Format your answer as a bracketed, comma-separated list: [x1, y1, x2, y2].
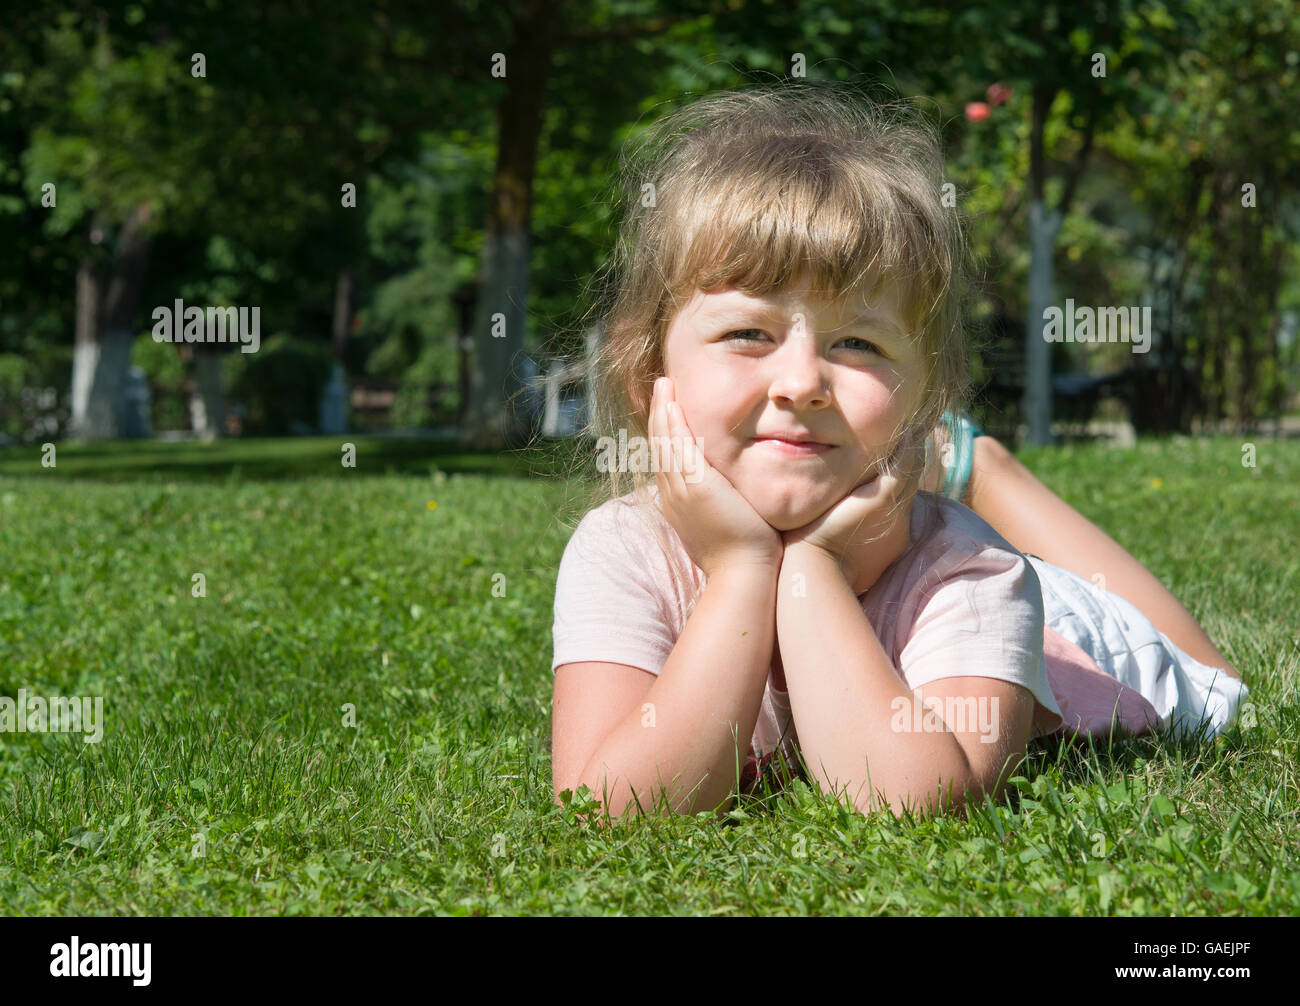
[1, 0, 1294, 438]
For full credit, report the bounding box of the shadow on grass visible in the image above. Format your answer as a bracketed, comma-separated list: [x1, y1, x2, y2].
[1011, 723, 1229, 803]
[0, 434, 590, 484]
[1024, 732, 1164, 783]
[727, 725, 1227, 822]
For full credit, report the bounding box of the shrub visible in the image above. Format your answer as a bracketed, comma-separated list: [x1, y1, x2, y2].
[0, 352, 71, 443]
[130, 334, 189, 430]
[131, 333, 187, 386]
[390, 381, 432, 429]
[0, 354, 26, 440]
[224, 334, 333, 435]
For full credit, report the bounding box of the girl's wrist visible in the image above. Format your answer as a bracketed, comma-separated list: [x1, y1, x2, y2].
[704, 549, 784, 582]
[780, 541, 857, 587]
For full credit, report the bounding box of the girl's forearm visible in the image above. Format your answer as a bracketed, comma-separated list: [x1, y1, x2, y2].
[577, 562, 779, 821]
[776, 546, 982, 817]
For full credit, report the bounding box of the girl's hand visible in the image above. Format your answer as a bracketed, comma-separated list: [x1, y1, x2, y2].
[650, 377, 784, 579]
[781, 432, 926, 594]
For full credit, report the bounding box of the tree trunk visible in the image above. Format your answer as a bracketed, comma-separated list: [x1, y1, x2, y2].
[331, 267, 353, 365]
[1022, 83, 1058, 447]
[462, 0, 556, 449]
[319, 267, 353, 435]
[453, 283, 476, 429]
[189, 349, 226, 439]
[1024, 201, 1060, 446]
[69, 205, 153, 441]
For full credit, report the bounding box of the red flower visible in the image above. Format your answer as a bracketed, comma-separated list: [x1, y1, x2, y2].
[964, 101, 990, 122]
[987, 81, 1013, 106]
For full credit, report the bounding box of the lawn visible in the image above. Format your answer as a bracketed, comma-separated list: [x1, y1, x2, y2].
[0, 433, 1296, 915]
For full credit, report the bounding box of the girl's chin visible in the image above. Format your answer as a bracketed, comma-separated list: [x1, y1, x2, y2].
[721, 466, 857, 526]
[748, 491, 844, 531]
[762, 514, 814, 534]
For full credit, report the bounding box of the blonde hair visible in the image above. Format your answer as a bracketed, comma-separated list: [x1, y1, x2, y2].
[554, 80, 971, 614]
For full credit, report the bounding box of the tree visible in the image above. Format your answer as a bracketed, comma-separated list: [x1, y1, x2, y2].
[915, 1, 1197, 444]
[1108, 0, 1300, 431]
[20, 17, 203, 439]
[15, 2, 407, 440]
[449, 0, 722, 448]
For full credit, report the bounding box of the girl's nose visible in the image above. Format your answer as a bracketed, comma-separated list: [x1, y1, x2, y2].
[767, 336, 830, 409]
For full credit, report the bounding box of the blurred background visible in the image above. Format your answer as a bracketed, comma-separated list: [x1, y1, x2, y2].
[2, 0, 1297, 452]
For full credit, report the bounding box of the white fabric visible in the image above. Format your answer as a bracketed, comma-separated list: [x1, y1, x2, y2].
[1027, 556, 1249, 738]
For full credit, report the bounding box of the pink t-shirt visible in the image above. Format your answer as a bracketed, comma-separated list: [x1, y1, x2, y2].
[551, 488, 1161, 790]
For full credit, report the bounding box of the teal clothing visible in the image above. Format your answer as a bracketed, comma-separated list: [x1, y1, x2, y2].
[938, 411, 986, 502]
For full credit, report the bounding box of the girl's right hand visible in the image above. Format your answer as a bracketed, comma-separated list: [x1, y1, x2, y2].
[649, 376, 784, 579]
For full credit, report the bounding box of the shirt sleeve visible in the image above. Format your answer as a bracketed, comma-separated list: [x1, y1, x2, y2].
[551, 503, 677, 676]
[895, 545, 1063, 720]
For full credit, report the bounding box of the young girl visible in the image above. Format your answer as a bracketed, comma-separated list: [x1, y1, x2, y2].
[550, 83, 1249, 820]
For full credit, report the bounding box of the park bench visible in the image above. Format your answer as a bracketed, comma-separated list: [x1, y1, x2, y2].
[970, 332, 1133, 444]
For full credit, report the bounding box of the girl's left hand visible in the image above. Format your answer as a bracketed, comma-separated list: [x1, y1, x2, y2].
[781, 432, 927, 594]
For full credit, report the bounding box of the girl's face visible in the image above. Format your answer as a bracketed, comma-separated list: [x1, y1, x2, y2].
[662, 272, 925, 531]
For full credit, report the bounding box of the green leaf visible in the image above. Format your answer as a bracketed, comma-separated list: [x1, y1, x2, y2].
[1098, 871, 1117, 911]
[63, 827, 107, 851]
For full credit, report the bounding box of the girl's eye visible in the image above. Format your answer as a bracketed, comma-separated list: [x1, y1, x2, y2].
[723, 330, 885, 357]
[840, 337, 885, 356]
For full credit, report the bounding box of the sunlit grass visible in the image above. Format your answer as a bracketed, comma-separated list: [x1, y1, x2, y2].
[0, 433, 1295, 915]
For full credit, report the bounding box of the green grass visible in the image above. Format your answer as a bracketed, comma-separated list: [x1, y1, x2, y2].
[0, 433, 1296, 915]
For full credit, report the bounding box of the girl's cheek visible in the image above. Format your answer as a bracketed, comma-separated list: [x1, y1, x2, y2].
[678, 385, 739, 435]
[852, 381, 909, 430]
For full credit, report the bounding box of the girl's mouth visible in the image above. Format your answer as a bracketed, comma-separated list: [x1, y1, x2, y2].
[752, 438, 835, 457]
